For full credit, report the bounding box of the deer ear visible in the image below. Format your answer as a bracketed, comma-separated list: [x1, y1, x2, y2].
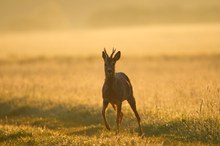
[102, 51, 106, 60]
[114, 51, 121, 61]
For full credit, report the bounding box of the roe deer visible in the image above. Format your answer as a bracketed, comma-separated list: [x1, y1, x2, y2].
[102, 48, 142, 134]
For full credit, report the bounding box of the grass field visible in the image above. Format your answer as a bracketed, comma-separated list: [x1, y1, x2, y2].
[0, 54, 220, 145]
[1, 1, 220, 144]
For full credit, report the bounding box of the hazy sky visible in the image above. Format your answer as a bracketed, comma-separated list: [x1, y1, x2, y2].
[0, 0, 220, 31]
[0, 0, 220, 58]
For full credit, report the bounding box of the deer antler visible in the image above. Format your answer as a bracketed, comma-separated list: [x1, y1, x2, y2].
[104, 48, 109, 58]
[110, 48, 116, 58]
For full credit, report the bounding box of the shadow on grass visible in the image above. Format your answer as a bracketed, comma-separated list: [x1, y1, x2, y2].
[0, 96, 220, 144]
[142, 118, 220, 144]
[0, 96, 116, 135]
[0, 131, 32, 142]
[65, 125, 104, 136]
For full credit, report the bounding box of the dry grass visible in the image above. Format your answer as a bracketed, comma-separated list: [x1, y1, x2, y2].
[1, 1, 220, 145]
[0, 55, 220, 145]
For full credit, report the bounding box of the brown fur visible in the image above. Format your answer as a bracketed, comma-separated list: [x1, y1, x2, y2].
[102, 48, 142, 134]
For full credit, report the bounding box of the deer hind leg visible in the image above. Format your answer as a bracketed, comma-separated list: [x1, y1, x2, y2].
[116, 103, 122, 134]
[102, 100, 110, 130]
[112, 103, 123, 125]
[120, 111, 123, 125]
[111, 103, 116, 111]
[127, 97, 142, 134]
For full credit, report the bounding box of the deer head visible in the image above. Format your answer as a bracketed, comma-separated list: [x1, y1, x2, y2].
[102, 48, 121, 78]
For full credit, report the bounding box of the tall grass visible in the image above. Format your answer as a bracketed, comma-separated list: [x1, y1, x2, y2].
[0, 56, 219, 145]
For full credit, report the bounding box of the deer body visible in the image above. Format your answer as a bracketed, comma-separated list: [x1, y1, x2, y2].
[103, 72, 132, 104]
[102, 49, 142, 134]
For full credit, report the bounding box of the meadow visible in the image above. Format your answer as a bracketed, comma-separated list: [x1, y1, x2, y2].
[1, 1, 220, 144]
[0, 54, 220, 145]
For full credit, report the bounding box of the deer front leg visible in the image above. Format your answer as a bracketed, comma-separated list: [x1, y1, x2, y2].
[102, 100, 110, 130]
[111, 103, 123, 125]
[116, 102, 122, 134]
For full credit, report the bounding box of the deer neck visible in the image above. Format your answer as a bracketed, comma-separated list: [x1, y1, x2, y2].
[105, 74, 115, 86]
